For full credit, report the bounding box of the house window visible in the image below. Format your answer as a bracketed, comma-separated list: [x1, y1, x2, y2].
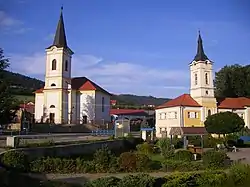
[52, 59, 57, 70]
[65, 60, 68, 71]
[167, 112, 177, 119]
[188, 112, 198, 118]
[194, 73, 198, 85]
[51, 83, 56, 87]
[102, 97, 104, 112]
[208, 109, 211, 116]
[205, 73, 208, 84]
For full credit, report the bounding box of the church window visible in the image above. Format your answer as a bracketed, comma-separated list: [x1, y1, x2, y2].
[52, 59, 57, 70]
[102, 97, 104, 112]
[194, 73, 198, 85]
[65, 60, 68, 71]
[208, 109, 211, 116]
[50, 105, 55, 108]
[206, 90, 209, 95]
[205, 73, 208, 84]
[51, 83, 56, 87]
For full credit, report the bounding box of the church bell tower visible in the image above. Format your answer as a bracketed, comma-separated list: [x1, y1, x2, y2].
[190, 31, 217, 119]
[43, 7, 74, 124]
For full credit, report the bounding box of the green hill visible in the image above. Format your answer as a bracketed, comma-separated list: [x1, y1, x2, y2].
[1, 70, 170, 106]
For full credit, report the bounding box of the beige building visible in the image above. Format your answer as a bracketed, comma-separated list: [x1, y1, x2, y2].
[155, 32, 250, 138]
[35, 8, 111, 125]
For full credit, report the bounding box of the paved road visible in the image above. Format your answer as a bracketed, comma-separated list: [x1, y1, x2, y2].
[227, 148, 250, 164]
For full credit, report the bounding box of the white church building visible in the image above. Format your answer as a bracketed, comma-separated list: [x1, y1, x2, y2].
[34, 8, 111, 125]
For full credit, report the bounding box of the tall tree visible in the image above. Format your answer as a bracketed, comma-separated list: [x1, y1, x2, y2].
[0, 48, 17, 124]
[214, 64, 250, 98]
[204, 111, 245, 136]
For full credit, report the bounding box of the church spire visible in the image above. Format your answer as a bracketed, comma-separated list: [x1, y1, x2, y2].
[52, 6, 68, 48]
[193, 31, 209, 61]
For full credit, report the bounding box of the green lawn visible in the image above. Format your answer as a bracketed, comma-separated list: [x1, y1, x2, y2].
[14, 95, 35, 102]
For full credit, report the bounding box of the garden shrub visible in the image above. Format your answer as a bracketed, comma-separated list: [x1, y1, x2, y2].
[227, 163, 250, 186]
[195, 171, 228, 187]
[163, 172, 199, 187]
[85, 176, 121, 187]
[118, 174, 155, 187]
[30, 157, 76, 173]
[2, 151, 29, 171]
[136, 142, 154, 155]
[202, 150, 228, 169]
[93, 145, 115, 172]
[118, 152, 137, 172]
[203, 135, 224, 148]
[75, 158, 96, 173]
[173, 150, 193, 161]
[135, 153, 151, 171]
[162, 160, 204, 172]
[108, 156, 119, 173]
[156, 138, 175, 159]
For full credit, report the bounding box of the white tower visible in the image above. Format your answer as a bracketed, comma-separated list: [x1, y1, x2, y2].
[43, 7, 74, 124]
[190, 31, 217, 118]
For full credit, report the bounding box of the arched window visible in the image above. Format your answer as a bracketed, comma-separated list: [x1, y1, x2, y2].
[205, 73, 208, 84]
[208, 109, 211, 116]
[52, 59, 57, 70]
[51, 83, 56, 87]
[194, 73, 198, 85]
[65, 60, 68, 71]
[50, 105, 55, 108]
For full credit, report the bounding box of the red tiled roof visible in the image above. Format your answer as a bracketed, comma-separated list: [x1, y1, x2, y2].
[156, 94, 201, 109]
[217, 97, 250, 109]
[79, 80, 97, 91]
[34, 88, 44, 93]
[181, 127, 207, 135]
[110, 109, 147, 115]
[72, 77, 111, 95]
[34, 77, 111, 95]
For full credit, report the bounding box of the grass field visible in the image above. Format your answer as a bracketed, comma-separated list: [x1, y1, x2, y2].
[14, 95, 35, 102]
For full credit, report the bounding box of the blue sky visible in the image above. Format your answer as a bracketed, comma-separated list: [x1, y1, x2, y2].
[1, 0, 250, 98]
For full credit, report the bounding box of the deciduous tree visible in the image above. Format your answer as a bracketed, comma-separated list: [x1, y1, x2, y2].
[204, 111, 245, 136]
[0, 48, 18, 124]
[214, 64, 250, 98]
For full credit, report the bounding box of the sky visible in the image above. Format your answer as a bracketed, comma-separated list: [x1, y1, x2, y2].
[0, 0, 250, 98]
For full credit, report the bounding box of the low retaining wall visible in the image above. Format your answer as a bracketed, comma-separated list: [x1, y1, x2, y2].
[1, 138, 140, 160]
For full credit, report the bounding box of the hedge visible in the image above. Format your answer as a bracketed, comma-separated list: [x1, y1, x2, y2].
[162, 160, 204, 172]
[86, 164, 250, 187]
[202, 150, 228, 169]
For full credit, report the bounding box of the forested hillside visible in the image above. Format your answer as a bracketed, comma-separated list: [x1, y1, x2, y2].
[0, 70, 44, 95]
[1, 70, 170, 106]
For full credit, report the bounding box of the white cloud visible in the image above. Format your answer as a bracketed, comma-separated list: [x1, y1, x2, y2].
[0, 11, 22, 28]
[7, 52, 189, 98]
[0, 11, 31, 34]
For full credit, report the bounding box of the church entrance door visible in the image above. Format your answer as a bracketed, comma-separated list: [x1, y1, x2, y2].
[49, 113, 55, 124]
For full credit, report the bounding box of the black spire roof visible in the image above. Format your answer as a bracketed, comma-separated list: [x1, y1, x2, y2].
[53, 6, 67, 48]
[193, 31, 209, 61]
